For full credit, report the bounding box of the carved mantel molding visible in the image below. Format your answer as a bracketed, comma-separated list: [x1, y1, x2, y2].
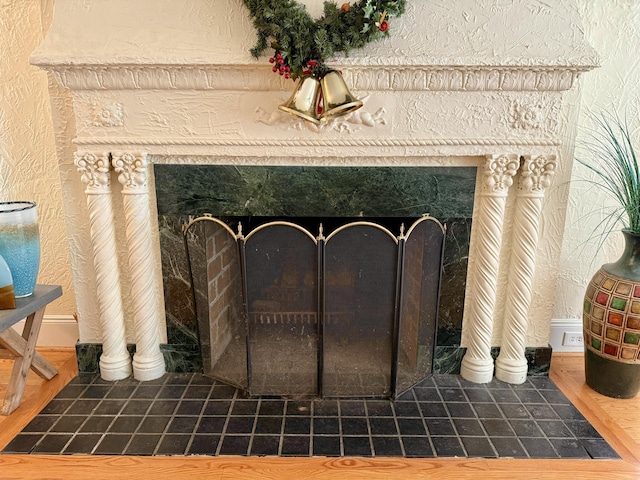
[39, 64, 595, 92]
[72, 137, 562, 148]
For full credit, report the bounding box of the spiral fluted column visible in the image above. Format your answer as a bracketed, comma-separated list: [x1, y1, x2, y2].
[74, 152, 132, 381]
[461, 154, 520, 383]
[495, 155, 557, 384]
[112, 152, 165, 381]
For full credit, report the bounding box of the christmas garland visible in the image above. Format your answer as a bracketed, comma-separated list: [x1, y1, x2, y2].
[242, 0, 406, 80]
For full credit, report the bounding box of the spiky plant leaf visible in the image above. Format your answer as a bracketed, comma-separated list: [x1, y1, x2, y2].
[576, 110, 640, 239]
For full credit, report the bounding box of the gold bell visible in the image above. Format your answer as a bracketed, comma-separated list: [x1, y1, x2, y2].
[278, 74, 322, 124]
[320, 70, 363, 121]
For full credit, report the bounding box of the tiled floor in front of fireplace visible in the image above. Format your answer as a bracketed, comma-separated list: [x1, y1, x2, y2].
[1, 373, 619, 459]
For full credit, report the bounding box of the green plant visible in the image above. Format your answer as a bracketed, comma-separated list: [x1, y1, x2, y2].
[576, 111, 640, 238]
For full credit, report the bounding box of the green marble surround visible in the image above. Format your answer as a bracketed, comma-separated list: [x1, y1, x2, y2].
[123, 165, 481, 374]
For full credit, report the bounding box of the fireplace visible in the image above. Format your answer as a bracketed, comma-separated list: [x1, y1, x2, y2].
[32, 0, 598, 386]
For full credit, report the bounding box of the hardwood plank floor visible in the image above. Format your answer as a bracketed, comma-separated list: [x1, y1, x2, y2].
[0, 350, 637, 479]
[0, 348, 78, 448]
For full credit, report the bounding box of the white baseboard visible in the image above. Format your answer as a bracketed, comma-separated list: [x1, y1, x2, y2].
[11, 315, 79, 347]
[550, 318, 584, 353]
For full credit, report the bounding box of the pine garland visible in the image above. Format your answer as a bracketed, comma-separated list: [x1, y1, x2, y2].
[242, 0, 406, 79]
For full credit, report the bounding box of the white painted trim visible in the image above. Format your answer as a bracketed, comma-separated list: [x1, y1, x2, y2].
[549, 318, 584, 353]
[11, 315, 79, 347]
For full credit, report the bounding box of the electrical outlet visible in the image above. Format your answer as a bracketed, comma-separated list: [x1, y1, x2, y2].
[562, 331, 583, 347]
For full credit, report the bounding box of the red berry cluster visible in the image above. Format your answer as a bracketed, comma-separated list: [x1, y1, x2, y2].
[269, 53, 291, 79]
[302, 60, 319, 77]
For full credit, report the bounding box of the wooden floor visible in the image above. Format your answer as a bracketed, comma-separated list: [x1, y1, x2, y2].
[0, 350, 637, 480]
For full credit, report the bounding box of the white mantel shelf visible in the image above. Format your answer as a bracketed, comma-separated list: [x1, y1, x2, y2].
[38, 64, 593, 93]
[32, 0, 597, 385]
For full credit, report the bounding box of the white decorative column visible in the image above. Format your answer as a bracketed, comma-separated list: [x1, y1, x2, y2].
[496, 154, 557, 384]
[112, 152, 166, 381]
[74, 152, 132, 381]
[461, 154, 520, 383]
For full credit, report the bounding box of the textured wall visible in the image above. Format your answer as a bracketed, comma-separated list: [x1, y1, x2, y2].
[0, 0, 74, 316]
[555, 0, 640, 321]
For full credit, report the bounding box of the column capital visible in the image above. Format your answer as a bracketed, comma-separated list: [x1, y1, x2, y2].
[112, 152, 149, 193]
[74, 151, 111, 193]
[481, 154, 520, 196]
[519, 154, 557, 196]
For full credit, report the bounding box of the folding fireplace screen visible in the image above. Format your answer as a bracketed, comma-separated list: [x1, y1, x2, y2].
[184, 216, 445, 399]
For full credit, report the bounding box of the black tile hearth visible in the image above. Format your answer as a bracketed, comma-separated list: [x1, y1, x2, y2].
[1, 374, 619, 460]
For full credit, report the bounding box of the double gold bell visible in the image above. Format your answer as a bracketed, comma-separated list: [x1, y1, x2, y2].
[278, 74, 323, 124]
[278, 70, 363, 125]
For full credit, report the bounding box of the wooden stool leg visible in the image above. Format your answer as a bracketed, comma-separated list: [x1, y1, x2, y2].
[1, 308, 47, 415]
[0, 327, 58, 380]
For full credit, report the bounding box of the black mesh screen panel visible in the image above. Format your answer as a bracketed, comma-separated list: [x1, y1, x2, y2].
[396, 218, 445, 394]
[244, 224, 318, 396]
[323, 224, 397, 397]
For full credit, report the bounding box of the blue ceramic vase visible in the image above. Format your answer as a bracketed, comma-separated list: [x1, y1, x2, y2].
[0, 201, 40, 298]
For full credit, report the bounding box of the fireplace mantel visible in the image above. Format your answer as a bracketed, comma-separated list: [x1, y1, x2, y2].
[32, 0, 597, 385]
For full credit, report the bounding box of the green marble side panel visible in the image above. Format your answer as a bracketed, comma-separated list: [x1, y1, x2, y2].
[527, 346, 553, 376]
[437, 218, 471, 341]
[75, 344, 135, 374]
[433, 346, 467, 375]
[433, 346, 553, 376]
[162, 344, 202, 373]
[75, 343, 202, 374]
[159, 214, 201, 349]
[75, 343, 102, 373]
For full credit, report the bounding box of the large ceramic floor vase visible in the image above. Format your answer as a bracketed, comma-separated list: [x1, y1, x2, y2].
[583, 229, 640, 398]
